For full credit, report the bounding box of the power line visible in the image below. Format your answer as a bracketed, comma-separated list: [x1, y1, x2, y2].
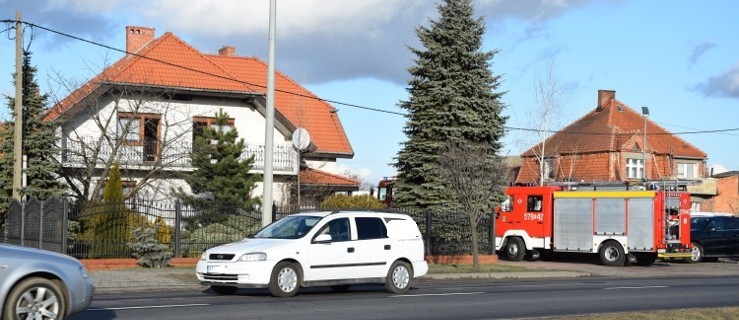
[6, 19, 739, 137]
[19, 20, 406, 116]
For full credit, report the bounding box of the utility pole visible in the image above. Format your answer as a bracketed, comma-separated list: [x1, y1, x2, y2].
[12, 11, 24, 200]
[262, 0, 277, 227]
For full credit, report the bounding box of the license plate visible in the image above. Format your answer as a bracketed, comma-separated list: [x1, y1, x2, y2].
[207, 264, 228, 274]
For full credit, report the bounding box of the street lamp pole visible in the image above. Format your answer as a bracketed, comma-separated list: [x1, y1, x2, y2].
[641, 106, 650, 182]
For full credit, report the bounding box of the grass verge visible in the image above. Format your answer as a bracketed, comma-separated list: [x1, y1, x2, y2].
[556, 307, 739, 320]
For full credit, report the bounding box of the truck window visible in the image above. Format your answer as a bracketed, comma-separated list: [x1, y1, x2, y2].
[527, 195, 543, 212]
[501, 196, 513, 212]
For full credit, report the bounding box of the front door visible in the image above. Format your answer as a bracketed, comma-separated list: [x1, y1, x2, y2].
[304, 218, 356, 281]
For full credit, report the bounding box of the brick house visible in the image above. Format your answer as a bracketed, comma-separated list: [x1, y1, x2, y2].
[700, 171, 739, 214]
[514, 90, 711, 209]
[46, 26, 358, 208]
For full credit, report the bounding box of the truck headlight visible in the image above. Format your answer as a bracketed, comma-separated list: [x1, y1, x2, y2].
[237, 252, 267, 262]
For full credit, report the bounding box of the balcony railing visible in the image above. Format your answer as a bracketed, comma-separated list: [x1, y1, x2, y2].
[59, 135, 297, 172]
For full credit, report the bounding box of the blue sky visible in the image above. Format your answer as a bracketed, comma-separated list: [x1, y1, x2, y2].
[1, 0, 738, 189]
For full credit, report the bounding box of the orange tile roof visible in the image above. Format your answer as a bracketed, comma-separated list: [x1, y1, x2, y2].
[299, 167, 360, 187]
[46, 31, 352, 157]
[522, 97, 707, 158]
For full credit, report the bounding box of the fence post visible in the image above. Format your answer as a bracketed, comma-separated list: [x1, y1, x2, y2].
[174, 200, 181, 258]
[39, 200, 44, 249]
[425, 210, 432, 257]
[489, 211, 495, 255]
[20, 201, 24, 247]
[62, 198, 68, 255]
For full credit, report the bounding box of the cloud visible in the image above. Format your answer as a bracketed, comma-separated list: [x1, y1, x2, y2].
[695, 62, 739, 98]
[7, 0, 616, 85]
[710, 163, 728, 175]
[688, 41, 716, 66]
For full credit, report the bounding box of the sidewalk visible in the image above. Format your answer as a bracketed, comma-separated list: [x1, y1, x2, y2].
[89, 266, 591, 294]
[88, 258, 739, 294]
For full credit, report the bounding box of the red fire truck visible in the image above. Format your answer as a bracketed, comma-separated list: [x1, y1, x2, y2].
[495, 185, 693, 266]
[377, 177, 396, 207]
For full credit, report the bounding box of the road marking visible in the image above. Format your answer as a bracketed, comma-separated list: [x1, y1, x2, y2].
[392, 292, 484, 298]
[89, 303, 210, 311]
[603, 286, 668, 290]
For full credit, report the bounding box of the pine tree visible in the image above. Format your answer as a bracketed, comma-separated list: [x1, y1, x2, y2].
[394, 0, 507, 211]
[181, 109, 260, 209]
[0, 50, 66, 217]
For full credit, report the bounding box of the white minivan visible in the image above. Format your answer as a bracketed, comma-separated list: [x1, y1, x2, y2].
[195, 210, 428, 297]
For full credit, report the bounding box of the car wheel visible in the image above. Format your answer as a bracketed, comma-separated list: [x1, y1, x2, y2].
[210, 285, 238, 295]
[3, 277, 65, 320]
[505, 237, 526, 261]
[385, 260, 413, 294]
[599, 241, 626, 266]
[689, 243, 703, 263]
[269, 262, 300, 298]
[329, 284, 352, 292]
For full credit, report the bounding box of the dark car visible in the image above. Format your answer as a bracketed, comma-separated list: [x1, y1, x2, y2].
[689, 214, 739, 262]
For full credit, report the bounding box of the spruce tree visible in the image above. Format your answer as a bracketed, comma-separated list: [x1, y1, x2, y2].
[394, 0, 507, 211]
[0, 50, 66, 217]
[182, 109, 260, 209]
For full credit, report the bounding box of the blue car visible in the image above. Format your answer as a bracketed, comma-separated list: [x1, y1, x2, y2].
[1, 244, 95, 320]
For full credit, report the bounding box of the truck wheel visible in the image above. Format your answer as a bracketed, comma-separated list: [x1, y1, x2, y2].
[689, 243, 703, 263]
[599, 242, 626, 266]
[505, 237, 526, 261]
[269, 261, 301, 297]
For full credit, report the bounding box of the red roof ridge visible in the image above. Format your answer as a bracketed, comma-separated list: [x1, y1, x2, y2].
[615, 98, 707, 157]
[300, 167, 360, 186]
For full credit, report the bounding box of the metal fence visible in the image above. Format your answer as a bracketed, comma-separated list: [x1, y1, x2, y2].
[3, 198, 495, 259]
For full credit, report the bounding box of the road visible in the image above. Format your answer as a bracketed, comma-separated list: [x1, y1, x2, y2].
[69, 276, 739, 320]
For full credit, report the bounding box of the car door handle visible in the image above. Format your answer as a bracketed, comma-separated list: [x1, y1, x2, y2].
[347, 247, 355, 253]
[384, 245, 391, 250]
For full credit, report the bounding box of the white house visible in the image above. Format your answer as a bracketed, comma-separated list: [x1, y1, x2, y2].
[46, 26, 358, 209]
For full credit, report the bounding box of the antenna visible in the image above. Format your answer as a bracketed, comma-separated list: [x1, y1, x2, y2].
[292, 127, 311, 152]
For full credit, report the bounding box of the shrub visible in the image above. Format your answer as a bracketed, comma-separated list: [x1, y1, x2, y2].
[320, 194, 385, 210]
[128, 227, 173, 268]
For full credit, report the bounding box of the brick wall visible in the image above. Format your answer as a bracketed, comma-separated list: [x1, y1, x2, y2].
[701, 175, 739, 213]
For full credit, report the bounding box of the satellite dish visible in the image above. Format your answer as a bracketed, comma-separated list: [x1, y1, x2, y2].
[292, 128, 311, 152]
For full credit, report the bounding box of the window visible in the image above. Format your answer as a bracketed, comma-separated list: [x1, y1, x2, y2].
[691, 202, 701, 212]
[117, 113, 161, 145]
[118, 117, 140, 142]
[527, 195, 543, 212]
[540, 158, 555, 180]
[677, 162, 697, 179]
[316, 218, 350, 242]
[356, 217, 388, 240]
[192, 116, 235, 145]
[626, 158, 644, 179]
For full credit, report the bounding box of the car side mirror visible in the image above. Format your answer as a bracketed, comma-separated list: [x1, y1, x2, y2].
[707, 227, 717, 233]
[313, 234, 332, 243]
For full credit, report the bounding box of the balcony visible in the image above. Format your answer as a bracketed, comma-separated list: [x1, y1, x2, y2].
[59, 135, 298, 173]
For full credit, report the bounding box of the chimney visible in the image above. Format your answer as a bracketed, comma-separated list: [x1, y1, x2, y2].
[218, 46, 236, 56]
[597, 90, 615, 111]
[126, 26, 155, 55]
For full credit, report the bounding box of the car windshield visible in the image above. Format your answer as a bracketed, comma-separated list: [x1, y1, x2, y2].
[691, 217, 712, 230]
[253, 215, 321, 239]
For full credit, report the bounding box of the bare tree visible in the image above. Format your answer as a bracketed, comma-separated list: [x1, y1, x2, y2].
[48, 71, 204, 203]
[438, 141, 507, 271]
[518, 61, 573, 185]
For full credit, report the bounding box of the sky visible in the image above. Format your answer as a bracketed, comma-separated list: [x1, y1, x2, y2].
[1, 0, 738, 189]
